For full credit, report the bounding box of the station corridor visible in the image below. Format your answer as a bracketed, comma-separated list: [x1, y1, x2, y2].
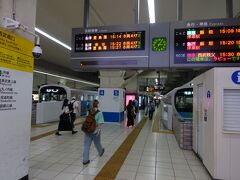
[29, 109, 211, 180]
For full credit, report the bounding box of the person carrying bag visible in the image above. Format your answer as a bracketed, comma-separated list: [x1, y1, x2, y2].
[55, 99, 77, 136]
[126, 100, 135, 128]
[82, 100, 105, 165]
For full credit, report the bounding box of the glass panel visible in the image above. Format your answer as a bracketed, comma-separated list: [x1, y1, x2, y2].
[174, 88, 193, 113]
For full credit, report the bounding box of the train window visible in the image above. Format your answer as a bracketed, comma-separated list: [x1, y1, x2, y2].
[39, 86, 67, 102]
[174, 88, 193, 112]
[81, 95, 84, 101]
[87, 95, 94, 101]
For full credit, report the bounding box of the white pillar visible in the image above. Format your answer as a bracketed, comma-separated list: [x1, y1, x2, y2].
[99, 70, 125, 88]
[98, 70, 126, 123]
[0, 0, 37, 41]
[0, 1, 36, 180]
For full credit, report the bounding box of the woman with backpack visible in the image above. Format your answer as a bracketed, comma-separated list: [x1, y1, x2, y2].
[82, 99, 105, 165]
[55, 99, 77, 136]
[126, 100, 136, 128]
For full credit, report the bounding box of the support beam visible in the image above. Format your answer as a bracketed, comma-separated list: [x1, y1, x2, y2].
[226, 0, 233, 18]
[177, 0, 182, 21]
[83, 0, 89, 28]
[134, 0, 140, 24]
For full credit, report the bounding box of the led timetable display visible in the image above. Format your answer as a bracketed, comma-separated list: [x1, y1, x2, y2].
[75, 31, 145, 52]
[174, 26, 240, 64]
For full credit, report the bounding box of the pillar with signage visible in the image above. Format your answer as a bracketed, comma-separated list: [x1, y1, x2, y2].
[98, 88, 125, 122]
[0, 28, 34, 180]
[98, 70, 125, 123]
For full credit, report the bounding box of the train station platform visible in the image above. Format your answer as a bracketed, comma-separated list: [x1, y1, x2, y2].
[29, 109, 211, 180]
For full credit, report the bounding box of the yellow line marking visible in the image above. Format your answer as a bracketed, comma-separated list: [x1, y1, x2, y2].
[157, 130, 174, 134]
[32, 124, 55, 128]
[152, 108, 174, 134]
[30, 122, 82, 141]
[94, 117, 147, 180]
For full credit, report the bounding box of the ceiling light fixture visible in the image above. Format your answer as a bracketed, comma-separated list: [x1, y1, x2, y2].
[147, 0, 155, 23]
[34, 70, 99, 86]
[35, 27, 72, 51]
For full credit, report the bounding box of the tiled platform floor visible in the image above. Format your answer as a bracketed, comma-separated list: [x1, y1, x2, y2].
[29, 111, 211, 180]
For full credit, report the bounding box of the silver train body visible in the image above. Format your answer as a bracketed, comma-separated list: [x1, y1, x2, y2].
[160, 83, 193, 149]
[36, 84, 98, 124]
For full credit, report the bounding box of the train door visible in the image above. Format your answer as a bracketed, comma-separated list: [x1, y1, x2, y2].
[197, 84, 203, 159]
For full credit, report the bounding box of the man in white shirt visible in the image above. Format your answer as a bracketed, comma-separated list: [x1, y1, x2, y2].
[69, 97, 80, 134]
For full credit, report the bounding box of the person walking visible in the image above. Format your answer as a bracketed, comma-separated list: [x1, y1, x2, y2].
[55, 99, 77, 136]
[69, 96, 79, 133]
[82, 100, 105, 165]
[148, 100, 155, 120]
[126, 100, 136, 128]
[133, 99, 139, 113]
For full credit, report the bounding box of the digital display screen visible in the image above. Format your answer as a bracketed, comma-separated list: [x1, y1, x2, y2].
[75, 31, 145, 52]
[174, 26, 240, 64]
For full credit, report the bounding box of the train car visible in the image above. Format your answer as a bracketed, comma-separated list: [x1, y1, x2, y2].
[160, 83, 193, 149]
[36, 84, 97, 124]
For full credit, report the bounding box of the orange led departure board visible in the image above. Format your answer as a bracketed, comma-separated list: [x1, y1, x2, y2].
[174, 26, 240, 64]
[75, 31, 145, 52]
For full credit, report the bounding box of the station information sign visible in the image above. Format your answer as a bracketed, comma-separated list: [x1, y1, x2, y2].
[175, 26, 240, 63]
[75, 31, 145, 52]
[71, 24, 149, 70]
[171, 19, 240, 67]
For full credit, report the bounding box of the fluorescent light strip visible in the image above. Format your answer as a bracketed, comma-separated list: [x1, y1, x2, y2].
[147, 0, 155, 23]
[34, 70, 99, 87]
[35, 27, 72, 51]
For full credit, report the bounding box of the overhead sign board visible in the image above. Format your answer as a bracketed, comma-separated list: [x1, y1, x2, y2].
[75, 31, 145, 52]
[170, 18, 240, 67]
[71, 24, 149, 70]
[72, 18, 240, 70]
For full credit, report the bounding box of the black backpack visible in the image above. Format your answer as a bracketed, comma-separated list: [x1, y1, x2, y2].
[68, 100, 75, 112]
[81, 110, 99, 133]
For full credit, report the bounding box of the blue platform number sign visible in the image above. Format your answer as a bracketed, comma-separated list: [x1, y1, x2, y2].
[99, 90, 104, 96]
[207, 90, 211, 99]
[231, 70, 240, 85]
[113, 90, 119, 96]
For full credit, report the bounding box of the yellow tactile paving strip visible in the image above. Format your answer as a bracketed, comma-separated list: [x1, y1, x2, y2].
[32, 123, 56, 128]
[94, 116, 147, 180]
[30, 122, 82, 141]
[152, 108, 174, 134]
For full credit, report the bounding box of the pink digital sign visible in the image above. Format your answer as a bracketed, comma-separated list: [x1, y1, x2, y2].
[125, 95, 135, 107]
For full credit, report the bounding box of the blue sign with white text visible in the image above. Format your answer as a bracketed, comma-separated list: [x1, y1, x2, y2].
[231, 71, 240, 84]
[99, 90, 104, 96]
[113, 90, 119, 96]
[207, 90, 211, 98]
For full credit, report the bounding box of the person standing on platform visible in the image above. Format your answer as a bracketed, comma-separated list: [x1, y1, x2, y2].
[127, 100, 136, 128]
[69, 97, 79, 134]
[155, 99, 160, 108]
[82, 100, 105, 165]
[133, 99, 139, 113]
[148, 100, 155, 120]
[55, 99, 77, 136]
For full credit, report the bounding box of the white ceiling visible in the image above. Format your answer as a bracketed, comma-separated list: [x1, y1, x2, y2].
[35, 0, 240, 91]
